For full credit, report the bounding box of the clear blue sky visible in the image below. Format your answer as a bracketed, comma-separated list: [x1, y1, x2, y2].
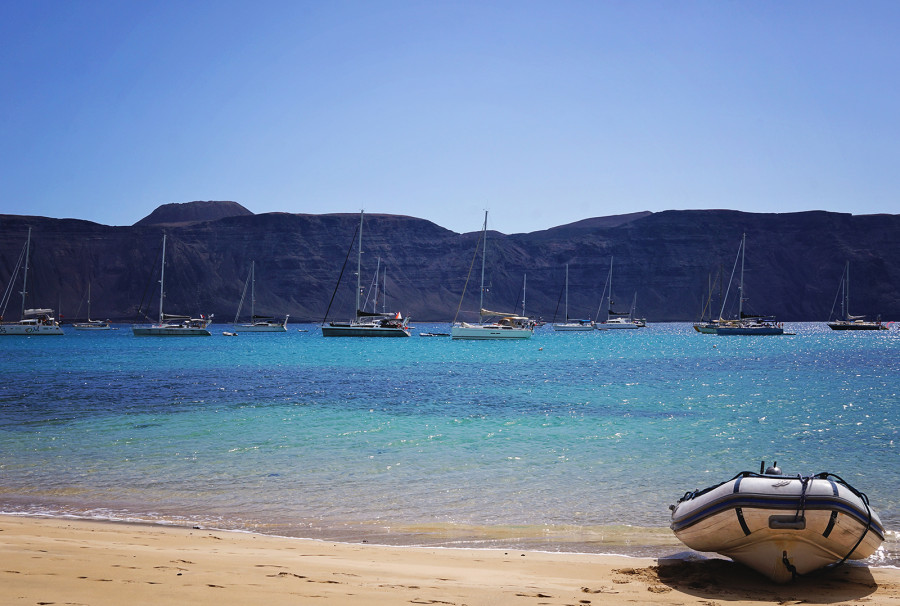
[2, 1, 898, 234]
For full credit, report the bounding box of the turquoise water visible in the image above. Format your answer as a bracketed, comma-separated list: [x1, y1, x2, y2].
[1, 323, 898, 563]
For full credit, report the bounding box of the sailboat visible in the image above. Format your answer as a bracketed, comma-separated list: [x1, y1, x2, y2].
[826, 261, 888, 331]
[596, 257, 641, 329]
[552, 264, 594, 331]
[450, 211, 534, 340]
[72, 282, 112, 330]
[132, 234, 212, 336]
[0, 227, 64, 336]
[232, 261, 288, 332]
[693, 269, 723, 334]
[321, 211, 410, 337]
[714, 233, 783, 336]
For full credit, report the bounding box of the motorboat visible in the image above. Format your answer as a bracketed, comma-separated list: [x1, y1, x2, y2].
[670, 462, 884, 583]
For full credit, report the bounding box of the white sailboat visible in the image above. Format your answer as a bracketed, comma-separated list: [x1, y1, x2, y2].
[451, 211, 534, 340]
[232, 261, 288, 332]
[0, 227, 64, 336]
[321, 211, 410, 337]
[595, 257, 641, 329]
[826, 261, 888, 331]
[73, 282, 112, 330]
[132, 234, 212, 337]
[552, 264, 594, 331]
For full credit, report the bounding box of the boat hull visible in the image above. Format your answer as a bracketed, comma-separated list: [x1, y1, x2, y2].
[132, 326, 211, 337]
[0, 323, 64, 336]
[598, 322, 639, 329]
[671, 473, 884, 583]
[827, 322, 888, 331]
[552, 323, 595, 331]
[321, 324, 410, 337]
[716, 326, 784, 335]
[234, 323, 287, 333]
[73, 323, 111, 330]
[451, 324, 533, 340]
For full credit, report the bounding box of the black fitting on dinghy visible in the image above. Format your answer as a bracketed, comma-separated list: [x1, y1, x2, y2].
[764, 461, 782, 475]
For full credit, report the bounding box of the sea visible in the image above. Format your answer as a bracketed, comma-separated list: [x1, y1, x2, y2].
[1, 322, 898, 567]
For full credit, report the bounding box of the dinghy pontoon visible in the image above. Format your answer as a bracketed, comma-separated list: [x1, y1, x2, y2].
[670, 462, 884, 583]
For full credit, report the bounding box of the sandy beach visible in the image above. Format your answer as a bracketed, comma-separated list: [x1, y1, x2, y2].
[1, 515, 897, 605]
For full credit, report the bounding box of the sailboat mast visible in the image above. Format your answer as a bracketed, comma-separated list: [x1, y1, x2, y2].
[250, 260, 256, 320]
[479, 211, 487, 316]
[521, 273, 526, 317]
[373, 257, 381, 313]
[20, 227, 31, 318]
[738, 233, 746, 319]
[845, 261, 850, 319]
[357, 211, 363, 317]
[159, 234, 166, 324]
[564, 264, 569, 321]
[608, 256, 614, 322]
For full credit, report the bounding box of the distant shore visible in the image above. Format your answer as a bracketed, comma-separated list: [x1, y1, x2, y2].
[2, 515, 897, 605]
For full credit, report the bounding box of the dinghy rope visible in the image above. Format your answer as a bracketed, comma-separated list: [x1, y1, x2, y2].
[813, 472, 875, 571]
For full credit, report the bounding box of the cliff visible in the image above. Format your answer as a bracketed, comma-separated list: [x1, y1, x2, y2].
[2, 204, 899, 323]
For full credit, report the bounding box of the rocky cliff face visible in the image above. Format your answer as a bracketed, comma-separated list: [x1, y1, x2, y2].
[2, 205, 899, 323]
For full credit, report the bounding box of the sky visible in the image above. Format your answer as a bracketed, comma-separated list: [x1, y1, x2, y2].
[2, 1, 899, 235]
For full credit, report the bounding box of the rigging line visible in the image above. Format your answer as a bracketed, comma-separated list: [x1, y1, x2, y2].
[718, 238, 743, 320]
[0, 240, 27, 316]
[321, 222, 360, 325]
[828, 264, 846, 321]
[698, 269, 720, 321]
[593, 260, 611, 323]
[452, 229, 484, 325]
[552, 277, 565, 323]
[133, 235, 165, 324]
[234, 264, 252, 324]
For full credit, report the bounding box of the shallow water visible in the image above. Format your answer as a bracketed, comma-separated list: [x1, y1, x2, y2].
[1, 323, 897, 563]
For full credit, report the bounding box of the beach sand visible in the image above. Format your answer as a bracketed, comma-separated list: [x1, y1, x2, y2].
[2, 515, 898, 605]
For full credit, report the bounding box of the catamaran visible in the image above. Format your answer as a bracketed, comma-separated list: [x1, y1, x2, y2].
[0, 227, 63, 336]
[450, 211, 534, 340]
[232, 261, 288, 332]
[826, 261, 888, 331]
[132, 234, 212, 336]
[321, 211, 410, 337]
[552, 264, 594, 331]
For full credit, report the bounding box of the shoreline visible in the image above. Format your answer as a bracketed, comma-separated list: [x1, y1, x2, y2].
[3, 514, 899, 605]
